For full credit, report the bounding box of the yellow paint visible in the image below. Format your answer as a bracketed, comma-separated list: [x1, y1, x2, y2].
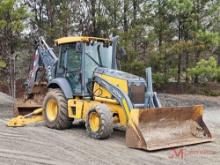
[55, 36, 110, 45]
[193, 105, 204, 115]
[122, 99, 130, 118]
[7, 108, 44, 127]
[107, 103, 127, 126]
[100, 74, 128, 94]
[67, 99, 127, 126]
[81, 100, 99, 119]
[93, 83, 111, 98]
[89, 112, 100, 132]
[46, 99, 58, 121]
[192, 105, 204, 120]
[68, 99, 99, 120]
[127, 109, 143, 143]
[94, 97, 118, 104]
[128, 109, 140, 126]
[93, 74, 128, 99]
[30, 108, 43, 115]
[68, 99, 83, 119]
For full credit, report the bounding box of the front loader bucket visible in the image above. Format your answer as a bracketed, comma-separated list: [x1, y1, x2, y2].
[126, 105, 213, 151]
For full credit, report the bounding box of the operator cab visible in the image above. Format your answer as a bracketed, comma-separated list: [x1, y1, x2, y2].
[54, 36, 116, 96]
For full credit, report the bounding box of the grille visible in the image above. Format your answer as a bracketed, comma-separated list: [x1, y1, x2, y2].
[129, 82, 145, 104]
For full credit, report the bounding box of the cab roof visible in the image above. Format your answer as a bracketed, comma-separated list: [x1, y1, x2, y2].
[55, 36, 111, 45]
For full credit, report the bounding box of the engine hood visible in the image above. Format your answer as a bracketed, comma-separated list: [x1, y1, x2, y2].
[94, 67, 145, 82]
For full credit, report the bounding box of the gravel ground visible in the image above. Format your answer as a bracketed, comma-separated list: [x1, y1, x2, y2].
[0, 92, 219, 165]
[0, 92, 14, 118]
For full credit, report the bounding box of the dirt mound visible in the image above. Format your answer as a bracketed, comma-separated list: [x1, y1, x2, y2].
[0, 92, 14, 118]
[159, 93, 220, 107]
[0, 79, 25, 98]
[156, 82, 220, 96]
[0, 92, 13, 106]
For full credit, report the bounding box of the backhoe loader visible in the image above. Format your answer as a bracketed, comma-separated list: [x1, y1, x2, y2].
[8, 36, 213, 151]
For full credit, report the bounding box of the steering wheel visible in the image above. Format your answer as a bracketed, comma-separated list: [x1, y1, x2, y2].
[66, 68, 81, 81]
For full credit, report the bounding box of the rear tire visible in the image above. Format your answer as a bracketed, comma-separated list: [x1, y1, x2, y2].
[86, 104, 113, 139]
[43, 89, 73, 129]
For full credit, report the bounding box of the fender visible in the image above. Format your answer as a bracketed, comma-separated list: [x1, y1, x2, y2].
[48, 78, 73, 99]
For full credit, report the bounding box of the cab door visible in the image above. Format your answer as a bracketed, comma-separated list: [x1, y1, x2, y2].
[57, 43, 82, 95]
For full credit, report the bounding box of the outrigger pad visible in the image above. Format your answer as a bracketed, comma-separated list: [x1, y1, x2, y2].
[7, 108, 43, 127]
[126, 105, 213, 151]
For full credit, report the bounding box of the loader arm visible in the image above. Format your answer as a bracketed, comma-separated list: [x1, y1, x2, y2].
[94, 76, 133, 121]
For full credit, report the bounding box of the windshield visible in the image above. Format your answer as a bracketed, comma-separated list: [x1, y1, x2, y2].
[85, 42, 112, 68]
[84, 42, 112, 81]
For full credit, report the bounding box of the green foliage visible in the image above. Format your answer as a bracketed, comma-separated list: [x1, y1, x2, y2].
[153, 73, 168, 86]
[187, 57, 220, 82]
[0, 0, 29, 33]
[128, 61, 146, 77]
[196, 30, 220, 48]
[0, 0, 220, 96]
[0, 59, 6, 69]
[168, 0, 193, 15]
[0, 0, 29, 95]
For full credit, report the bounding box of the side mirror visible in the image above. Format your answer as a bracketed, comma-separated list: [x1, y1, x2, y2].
[117, 47, 127, 59]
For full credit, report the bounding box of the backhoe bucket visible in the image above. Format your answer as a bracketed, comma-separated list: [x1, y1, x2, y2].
[126, 105, 213, 151]
[14, 82, 47, 116]
[14, 98, 42, 116]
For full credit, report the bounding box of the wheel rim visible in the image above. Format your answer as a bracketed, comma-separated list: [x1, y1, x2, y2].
[46, 98, 58, 121]
[89, 112, 100, 132]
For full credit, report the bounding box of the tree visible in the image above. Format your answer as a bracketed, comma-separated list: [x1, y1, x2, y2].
[0, 0, 29, 96]
[187, 56, 220, 82]
[1, 0, 220, 97]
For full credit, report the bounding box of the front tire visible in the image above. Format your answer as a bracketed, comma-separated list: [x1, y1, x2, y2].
[86, 104, 113, 139]
[43, 89, 73, 129]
